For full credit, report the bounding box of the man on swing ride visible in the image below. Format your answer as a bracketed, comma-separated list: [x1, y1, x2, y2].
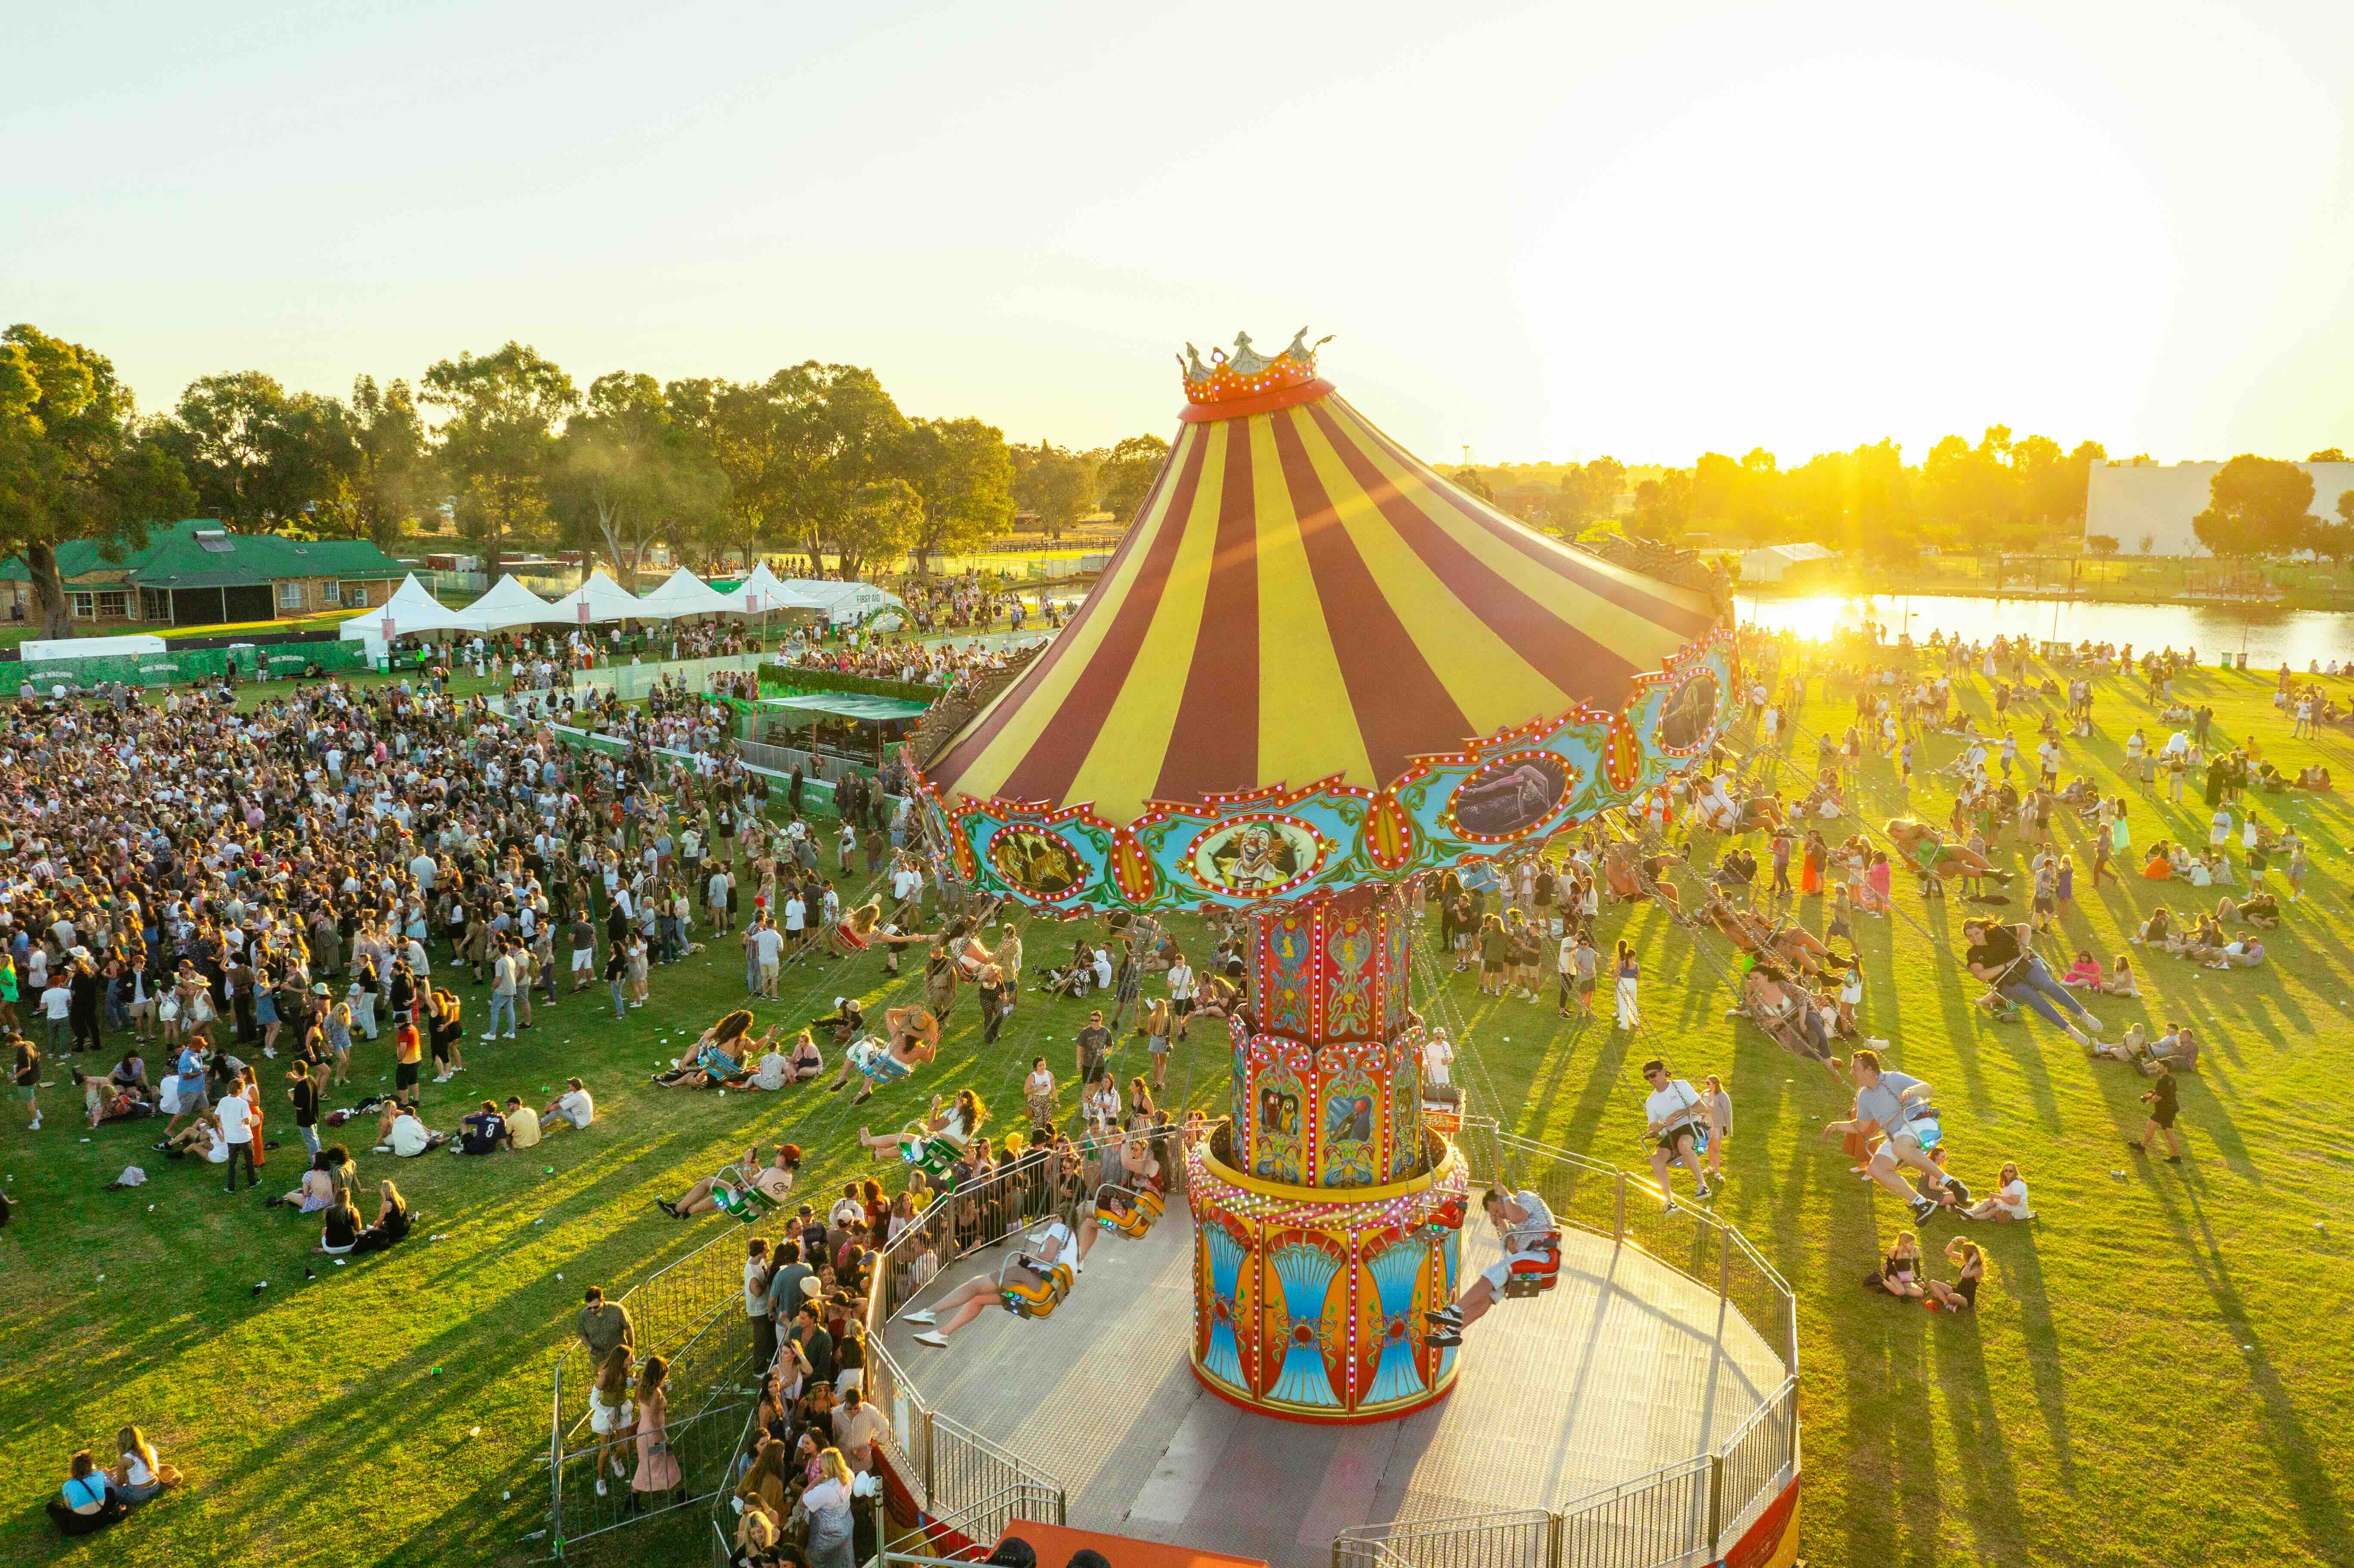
[1422, 1185, 1559, 1348]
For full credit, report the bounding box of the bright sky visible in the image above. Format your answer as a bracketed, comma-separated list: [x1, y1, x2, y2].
[9, 0, 2351, 468]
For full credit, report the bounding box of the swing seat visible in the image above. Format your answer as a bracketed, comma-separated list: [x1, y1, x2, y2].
[997, 1257, 1075, 1319]
[1501, 1233, 1563, 1298]
[711, 1166, 780, 1224]
[1093, 1182, 1164, 1238]
[1424, 1193, 1468, 1235]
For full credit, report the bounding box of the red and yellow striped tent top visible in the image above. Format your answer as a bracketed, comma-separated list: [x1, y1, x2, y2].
[924, 381, 1718, 829]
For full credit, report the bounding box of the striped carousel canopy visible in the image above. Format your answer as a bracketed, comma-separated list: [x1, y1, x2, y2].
[922, 336, 1719, 830]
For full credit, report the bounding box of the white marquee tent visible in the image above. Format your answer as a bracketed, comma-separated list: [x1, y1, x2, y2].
[635, 567, 741, 618]
[450, 575, 567, 632]
[338, 574, 471, 641]
[546, 569, 654, 624]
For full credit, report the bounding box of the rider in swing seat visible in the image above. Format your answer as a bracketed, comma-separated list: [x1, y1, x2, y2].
[1423, 1187, 1561, 1347]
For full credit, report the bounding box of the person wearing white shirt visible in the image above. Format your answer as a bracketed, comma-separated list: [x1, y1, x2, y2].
[1639, 1059, 1711, 1206]
[1165, 956, 1195, 1039]
[540, 1079, 595, 1135]
[216, 1083, 258, 1192]
[753, 919, 785, 998]
[1421, 1030, 1455, 1089]
[1963, 1161, 2034, 1223]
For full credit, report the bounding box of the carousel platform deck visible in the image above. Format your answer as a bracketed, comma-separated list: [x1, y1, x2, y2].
[879, 1199, 1784, 1568]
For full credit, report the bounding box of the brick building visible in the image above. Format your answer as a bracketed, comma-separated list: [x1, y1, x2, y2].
[0, 521, 408, 626]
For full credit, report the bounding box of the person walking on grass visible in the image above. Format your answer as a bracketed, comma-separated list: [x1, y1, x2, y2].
[2128, 1064, 2185, 1164]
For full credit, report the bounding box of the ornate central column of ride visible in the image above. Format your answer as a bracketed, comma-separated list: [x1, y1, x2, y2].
[1186, 885, 1468, 1421]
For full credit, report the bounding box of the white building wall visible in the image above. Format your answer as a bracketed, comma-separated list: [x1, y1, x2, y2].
[2085, 461, 2354, 557]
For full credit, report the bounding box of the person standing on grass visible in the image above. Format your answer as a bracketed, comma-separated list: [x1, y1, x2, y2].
[14, 1032, 40, 1132]
[217, 1070, 258, 1192]
[2128, 1065, 2186, 1164]
[484, 940, 518, 1041]
[627, 1356, 685, 1512]
[1613, 940, 1640, 1030]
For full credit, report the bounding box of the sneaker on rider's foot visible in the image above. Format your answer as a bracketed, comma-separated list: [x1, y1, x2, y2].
[1423, 1329, 1463, 1348]
[912, 1331, 949, 1348]
[900, 1310, 936, 1325]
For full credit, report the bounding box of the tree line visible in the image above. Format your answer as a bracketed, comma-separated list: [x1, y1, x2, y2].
[0, 323, 1171, 636]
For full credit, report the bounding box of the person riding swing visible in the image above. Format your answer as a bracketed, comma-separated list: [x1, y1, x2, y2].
[1077, 1131, 1165, 1260]
[1423, 1186, 1561, 1347]
[858, 1089, 987, 1188]
[825, 1006, 940, 1104]
[906, 1213, 1079, 1347]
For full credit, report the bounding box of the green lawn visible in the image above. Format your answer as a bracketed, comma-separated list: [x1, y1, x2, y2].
[2, 660, 2351, 1568]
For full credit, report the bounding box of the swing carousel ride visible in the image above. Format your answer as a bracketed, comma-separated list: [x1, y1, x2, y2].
[888, 334, 1793, 1562]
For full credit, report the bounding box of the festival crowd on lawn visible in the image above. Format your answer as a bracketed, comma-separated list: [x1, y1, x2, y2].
[11, 604, 2343, 1547]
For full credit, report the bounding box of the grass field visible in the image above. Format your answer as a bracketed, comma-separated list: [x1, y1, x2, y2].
[2, 654, 2351, 1568]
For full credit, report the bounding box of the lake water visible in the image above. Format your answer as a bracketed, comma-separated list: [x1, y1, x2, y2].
[1737, 593, 2354, 670]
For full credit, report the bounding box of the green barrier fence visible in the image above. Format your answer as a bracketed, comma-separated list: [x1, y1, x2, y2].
[15, 638, 371, 690]
[754, 665, 939, 704]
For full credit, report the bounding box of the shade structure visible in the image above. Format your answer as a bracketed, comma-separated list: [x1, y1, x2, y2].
[451, 574, 566, 632]
[339, 574, 467, 638]
[635, 566, 741, 618]
[760, 691, 931, 722]
[546, 569, 649, 624]
[912, 339, 1735, 917]
[723, 563, 794, 615]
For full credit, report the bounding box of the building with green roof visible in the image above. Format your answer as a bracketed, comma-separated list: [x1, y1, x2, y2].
[0, 521, 409, 627]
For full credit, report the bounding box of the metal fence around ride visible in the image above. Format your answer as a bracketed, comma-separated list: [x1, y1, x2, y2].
[699, 1125, 1177, 1565]
[1332, 1121, 1801, 1568]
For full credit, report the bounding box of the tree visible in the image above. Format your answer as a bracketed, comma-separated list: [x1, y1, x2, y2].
[794, 365, 908, 569]
[2138, 533, 2155, 556]
[551, 372, 727, 582]
[1094, 433, 1170, 526]
[165, 371, 296, 529]
[1629, 469, 1691, 541]
[339, 375, 434, 546]
[1448, 467, 1497, 505]
[0, 325, 194, 637]
[1557, 457, 1625, 528]
[2307, 448, 2345, 463]
[1010, 444, 1091, 539]
[2087, 534, 2120, 555]
[899, 417, 1015, 574]
[2192, 454, 2315, 559]
[420, 343, 577, 581]
[833, 476, 922, 579]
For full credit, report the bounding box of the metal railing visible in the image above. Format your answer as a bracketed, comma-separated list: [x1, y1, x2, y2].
[1332, 1120, 1801, 1568]
[698, 1124, 1199, 1565]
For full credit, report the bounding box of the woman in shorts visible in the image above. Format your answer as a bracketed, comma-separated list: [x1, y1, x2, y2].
[587, 1345, 637, 1496]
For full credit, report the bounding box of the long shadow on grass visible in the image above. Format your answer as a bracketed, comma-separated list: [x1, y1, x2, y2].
[2139, 1175, 2353, 1562]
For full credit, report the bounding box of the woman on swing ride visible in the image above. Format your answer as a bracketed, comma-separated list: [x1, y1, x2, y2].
[859, 1086, 988, 1185]
[1882, 818, 2008, 890]
[825, 1005, 941, 1104]
[652, 1009, 762, 1089]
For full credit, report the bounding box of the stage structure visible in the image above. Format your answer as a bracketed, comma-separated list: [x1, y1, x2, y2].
[909, 331, 1735, 1422]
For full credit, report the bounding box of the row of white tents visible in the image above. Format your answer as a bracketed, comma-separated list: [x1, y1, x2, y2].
[339, 564, 903, 653]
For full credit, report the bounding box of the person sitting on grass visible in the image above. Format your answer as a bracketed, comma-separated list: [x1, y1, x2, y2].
[2209, 934, 2266, 969]
[159, 1108, 227, 1164]
[48, 1450, 127, 1536]
[1961, 1160, 2033, 1223]
[109, 1426, 181, 1506]
[2057, 950, 2102, 988]
[455, 1098, 509, 1155]
[268, 1148, 342, 1215]
[1925, 1238, 1986, 1313]
[659, 1143, 803, 1220]
[2099, 953, 2140, 997]
[1870, 1232, 1925, 1300]
[2241, 890, 2282, 929]
[319, 1191, 364, 1255]
[351, 1178, 413, 1254]
[373, 1101, 446, 1157]
[539, 1078, 595, 1136]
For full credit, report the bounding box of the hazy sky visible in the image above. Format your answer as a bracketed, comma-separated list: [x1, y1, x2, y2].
[10, 0, 2351, 467]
